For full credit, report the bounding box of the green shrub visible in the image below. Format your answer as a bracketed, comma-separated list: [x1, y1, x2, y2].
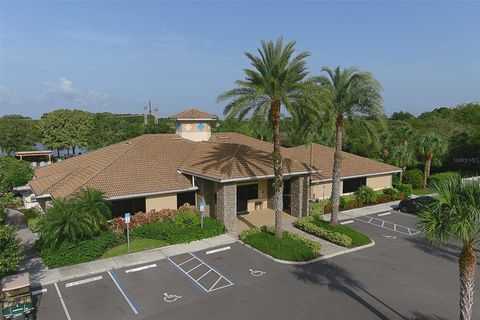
[0, 193, 22, 208]
[0, 225, 25, 277]
[428, 172, 460, 187]
[0, 157, 34, 193]
[294, 216, 352, 247]
[339, 196, 349, 209]
[309, 201, 324, 217]
[39, 230, 121, 268]
[239, 227, 319, 261]
[346, 199, 360, 209]
[131, 218, 225, 244]
[174, 210, 200, 228]
[21, 207, 41, 220]
[354, 186, 377, 205]
[392, 173, 400, 185]
[27, 216, 42, 233]
[383, 188, 399, 198]
[395, 183, 413, 197]
[310, 218, 371, 247]
[376, 194, 392, 203]
[404, 169, 424, 189]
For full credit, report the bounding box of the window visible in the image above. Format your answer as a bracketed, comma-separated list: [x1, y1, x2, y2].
[177, 191, 196, 208]
[342, 177, 366, 193]
[110, 197, 146, 218]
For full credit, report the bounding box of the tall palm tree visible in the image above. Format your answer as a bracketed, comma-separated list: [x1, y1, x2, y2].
[417, 133, 446, 188]
[316, 67, 383, 225]
[417, 176, 480, 320]
[217, 38, 318, 238]
[389, 141, 415, 183]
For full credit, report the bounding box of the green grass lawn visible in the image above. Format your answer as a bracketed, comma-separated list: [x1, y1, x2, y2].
[413, 188, 436, 196]
[242, 230, 318, 262]
[311, 219, 371, 247]
[102, 238, 168, 258]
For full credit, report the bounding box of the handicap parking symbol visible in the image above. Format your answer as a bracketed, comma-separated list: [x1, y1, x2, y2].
[163, 292, 182, 303]
[249, 269, 266, 277]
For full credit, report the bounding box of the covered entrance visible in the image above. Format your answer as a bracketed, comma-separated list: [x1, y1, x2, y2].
[236, 183, 258, 214]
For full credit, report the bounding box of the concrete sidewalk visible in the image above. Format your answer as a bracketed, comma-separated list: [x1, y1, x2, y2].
[35, 234, 237, 286]
[322, 199, 400, 222]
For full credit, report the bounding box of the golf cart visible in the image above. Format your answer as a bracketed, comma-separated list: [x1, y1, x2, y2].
[1, 273, 35, 320]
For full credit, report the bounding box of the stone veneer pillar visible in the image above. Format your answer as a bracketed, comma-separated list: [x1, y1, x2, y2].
[216, 183, 237, 233]
[290, 176, 310, 217]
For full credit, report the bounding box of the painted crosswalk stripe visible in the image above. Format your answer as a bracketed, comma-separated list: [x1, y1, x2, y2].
[206, 246, 231, 255]
[65, 276, 103, 288]
[54, 283, 72, 320]
[125, 264, 157, 273]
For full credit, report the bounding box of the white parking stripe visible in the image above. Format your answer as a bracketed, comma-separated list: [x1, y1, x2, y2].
[186, 263, 203, 274]
[206, 246, 231, 255]
[196, 269, 212, 281]
[125, 264, 157, 273]
[353, 215, 420, 236]
[31, 288, 47, 295]
[209, 276, 223, 291]
[65, 276, 103, 288]
[54, 283, 72, 320]
[108, 271, 140, 315]
[177, 257, 195, 266]
[378, 212, 391, 217]
[340, 220, 354, 225]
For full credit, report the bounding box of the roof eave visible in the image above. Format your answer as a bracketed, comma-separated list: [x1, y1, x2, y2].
[310, 170, 402, 183]
[179, 169, 320, 183]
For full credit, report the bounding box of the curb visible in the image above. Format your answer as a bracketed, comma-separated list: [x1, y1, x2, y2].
[238, 239, 375, 265]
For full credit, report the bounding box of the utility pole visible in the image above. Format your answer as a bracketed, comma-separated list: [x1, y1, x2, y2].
[143, 105, 148, 125]
[148, 101, 152, 125]
[154, 107, 159, 124]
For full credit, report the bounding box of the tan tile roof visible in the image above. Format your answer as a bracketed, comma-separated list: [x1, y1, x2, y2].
[169, 108, 218, 120]
[179, 138, 319, 182]
[30, 135, 196, 199]
[285, 143, 401, 181]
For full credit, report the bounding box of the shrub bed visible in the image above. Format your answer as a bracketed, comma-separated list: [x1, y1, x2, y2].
[394, 183, 413, 197]
[240, 226, 320, 262]
[0, 225, 25, 277]
[131, 217, 225, 244]
[310, 218, 371, 247]
[404, 169, 424, 189]
[102, 239, 168, 258]
[428, 172, 459, 187]
[20, 207, 42, 232]
[39, 230, 121, 268]
[295, 216, 352, 247]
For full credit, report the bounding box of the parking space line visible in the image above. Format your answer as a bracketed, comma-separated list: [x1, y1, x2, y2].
[168, 252, 234, 293]
[108, 270, 141, 315]
[177, 257, 195, 266]
[378, 212, 391, 217]
[340, 220, 354, 225]
[65, 275, 103, 288]
[31, 288, 47, 295]
[206, 246, 231, 255]
[125, 263, 157, 273]
[54, 283, 72, 320]
[353, 215, 421, 236]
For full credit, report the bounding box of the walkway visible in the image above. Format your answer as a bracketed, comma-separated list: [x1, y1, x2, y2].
[4, 208, 48, 284]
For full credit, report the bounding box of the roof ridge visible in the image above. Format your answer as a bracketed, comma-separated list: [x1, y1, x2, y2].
[70, 134, 149, 194]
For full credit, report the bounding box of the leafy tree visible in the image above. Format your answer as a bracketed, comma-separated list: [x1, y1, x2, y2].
[0, 115, 38, 154]
[66, 110, 94, 154]
[416, 176, 480, 320]
[390, 111, 415, 121]
[87, 113, 144, 150]
[315, 66, 383, 225]
[417, 133, 447, 188]
[218, 38, 318, 238]
[0, 224, 25, 277]
[0, 156, 34, 192]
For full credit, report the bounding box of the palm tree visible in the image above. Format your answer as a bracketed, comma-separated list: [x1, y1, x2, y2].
[417, 133, 446, 188]
[417, 176, 480, 320]
[217, 38, 317, 238]
[316, 67, 383, 225]
[74, 188, 112, 229]
[389, 141, 415, 183]
[40, 199, 98, 247]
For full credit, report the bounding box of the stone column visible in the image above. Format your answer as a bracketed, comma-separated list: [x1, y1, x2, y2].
[290, 176, 309, 217]
[195, 178, 217, 218]
[216, 183, 237, 233]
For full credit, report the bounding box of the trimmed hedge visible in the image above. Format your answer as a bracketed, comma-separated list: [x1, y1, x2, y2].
[130, 217, 225, 244]
[309, 201, 324, 216]
[404, 169, 424, 189]
[39, 230, 121, 268]
[354, 186, 377, 205]
[428, 172, 460, 187]
[294, 216, 352, 247]
[240, 226, 320, 261]
[395, 183, 413, 197]
[311, 218, 371, 247]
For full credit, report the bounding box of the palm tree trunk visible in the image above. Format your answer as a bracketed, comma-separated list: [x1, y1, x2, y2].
[330, 114, 344, 226]
[271, 102, 283, 238]
[399, 169, 404, 183]
[423, 160, 429, 189]
[459, 244, 477, 320]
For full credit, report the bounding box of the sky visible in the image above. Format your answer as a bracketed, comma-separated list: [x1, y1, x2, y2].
[0, 1, 479, 119]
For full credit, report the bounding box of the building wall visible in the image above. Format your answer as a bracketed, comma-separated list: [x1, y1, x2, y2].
[145, 193, 177, 212]
[310, 174, 394, 200]
[366, 174, 393, 190]
[176, 121, 211, 141]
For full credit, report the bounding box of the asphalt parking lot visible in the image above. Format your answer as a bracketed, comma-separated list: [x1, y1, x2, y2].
[32, 210, 480, 320]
